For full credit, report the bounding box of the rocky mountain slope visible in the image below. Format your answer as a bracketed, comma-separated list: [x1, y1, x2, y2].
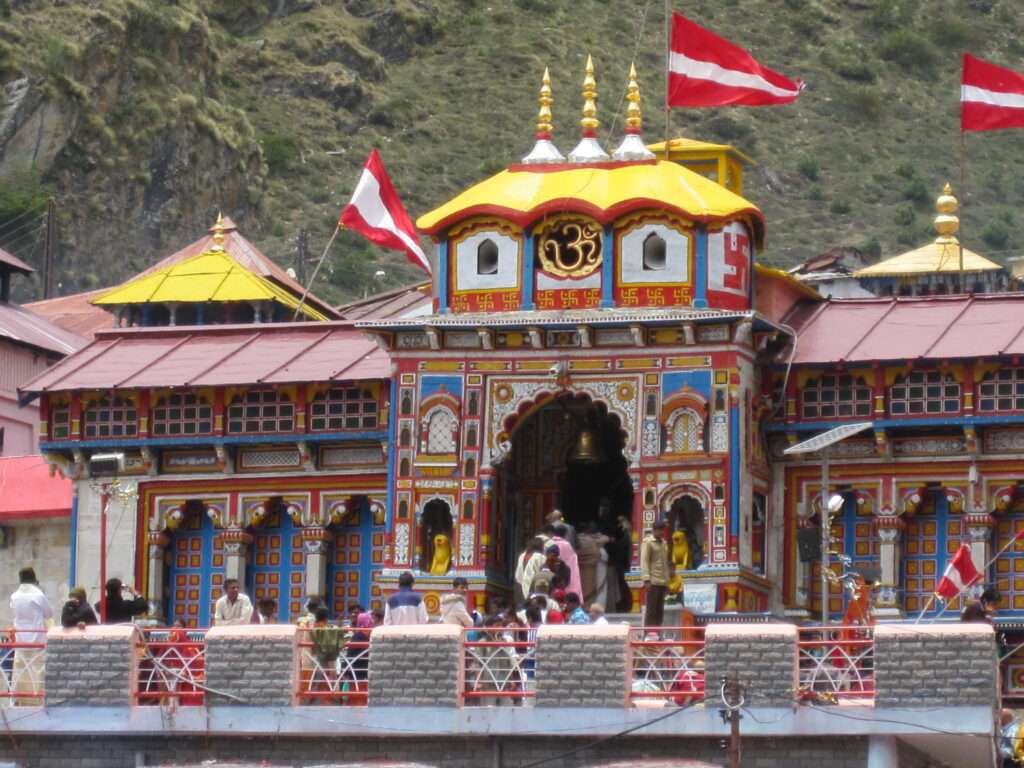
[0, 0, 1022, 304]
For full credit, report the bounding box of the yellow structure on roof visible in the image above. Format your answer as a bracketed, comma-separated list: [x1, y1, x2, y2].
[93, 223, 327, 321]
[647, 137, 754, 195]
[854, 183, 1002, 277]
[416, 159, 764, 245]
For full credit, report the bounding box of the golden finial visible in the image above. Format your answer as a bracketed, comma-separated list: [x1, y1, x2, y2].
[934, 182, 960, 241]
[212, 212, 225, 251]
[625, 62, 642, 134]
[580, 54, 599, 135]
[537, 66, 554, 137]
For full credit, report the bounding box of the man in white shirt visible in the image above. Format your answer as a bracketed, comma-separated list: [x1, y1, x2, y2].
[383, 572, 429, 625]
[213, 579, 253, 626]
[9, 567, 52, 704]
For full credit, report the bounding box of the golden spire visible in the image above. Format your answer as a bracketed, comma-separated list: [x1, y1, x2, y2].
[537, 67, 554, 137]
[625, 62, 642, 134]
[212, 212, 226, 251]
[933, 182, 960, 242]
[580, 54, 599, 135]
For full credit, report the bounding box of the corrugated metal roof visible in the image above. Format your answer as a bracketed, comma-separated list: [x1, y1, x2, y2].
[337, 282, 434, 321]
[0, 301, 87, 356]
[25, 289, 114, 339]
[19, 322, 390, 396]
[784, 293, 1024, 365]
[0, 455, 71, 520]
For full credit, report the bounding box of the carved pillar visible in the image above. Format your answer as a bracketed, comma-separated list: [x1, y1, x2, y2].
[630, 470, 643, 568]
[480, 474, 494, 567]
[220, 529, 252, 584]
[966, 513, 995, 599]
[146, 532, 169, 620]
[302, 528, 332, 601]
[874, 515, 905, 617]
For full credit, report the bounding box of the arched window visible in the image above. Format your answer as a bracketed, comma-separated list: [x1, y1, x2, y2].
[83, 396, 137, 439]
[309, 386, 378, 431]
[399, 425, 412, 447]
[466, 424, 478, 448]
[665, 408, 704, 453]
[978, 368, 1024, 413]
[152, 393, 213, 436]
[399, 457, 411, 476]
[890, 371, 960, 416]
[642, 232, 667, 271]
[400, 390, 413, 416]
[227, 389, 294, 434]
[425, 407, 458, 454]
[477, 239, 499, 275]
[801, 374, 871, 419]
[464, 456, 476, 476]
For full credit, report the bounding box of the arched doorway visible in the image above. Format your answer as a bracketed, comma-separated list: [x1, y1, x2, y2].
[667, 495, 706, 570]
[494, 393, 633, 587]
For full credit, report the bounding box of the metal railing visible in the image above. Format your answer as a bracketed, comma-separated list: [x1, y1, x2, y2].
[297, 627, 371, 705]
[463, 628, 536, 705]
[629, 627, 705, 706]
[136, 628, 207, 706]
[0, 629, 46, 705]
[797, 625, 874, 701]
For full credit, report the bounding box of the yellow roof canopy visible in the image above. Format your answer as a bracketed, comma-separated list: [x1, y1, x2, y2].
[92, 250, 328, 320]
[416, 160, 764, 246]
[853, 241, 1003, 278]
[646, 137, 755, 166]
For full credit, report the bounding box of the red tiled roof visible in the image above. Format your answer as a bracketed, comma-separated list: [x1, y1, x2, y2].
[784, 293, 1024, 365]
[0, 301, 87, 356]
[0, 455, 71, 519]
[337, 281, 434, 321]
[19, 322, 390, 396]
[25, 288, 114, 340]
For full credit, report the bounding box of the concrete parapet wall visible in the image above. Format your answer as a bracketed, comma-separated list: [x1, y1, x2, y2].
[205, 623, 299, 706]
[535, 623, 631, 708]
[703, 623, 798, 708]
[874, 623, 996, 708]
[367, 624, 463, 706]
[43, 625, 138, 706]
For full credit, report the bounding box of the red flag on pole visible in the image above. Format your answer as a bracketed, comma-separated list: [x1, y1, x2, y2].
[667, 12, 803, 108]
[339, 149, 431, 275]
[961, 53, 1024, 132]
[935, 543, 981, 600]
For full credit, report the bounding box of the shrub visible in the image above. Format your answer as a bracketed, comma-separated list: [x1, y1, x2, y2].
[902, 178, 929, 203]
[259, 132, 298, 176]
[982, 220, 1010, 249]
[858, 237, 882, 260]
[830, 199, 851, 215]
[893, 205, 916, 226]
[879, 30, 940, 79]
[836, 86, 882, 121]
[797, 155, 820, 181]
[870, 0, 919, 30]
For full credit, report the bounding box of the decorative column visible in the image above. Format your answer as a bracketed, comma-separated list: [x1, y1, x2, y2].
[874, 512, 905, 617]
[220, 529, 252, 584]
[480, 473, 494, 567]
[301, 529, 331, 601]
[966, 512, 995, 599]
[146, 532, 169, 620]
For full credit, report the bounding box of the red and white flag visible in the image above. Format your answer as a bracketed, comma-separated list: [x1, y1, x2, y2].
[667, 12, 803, 108]
[935, 543, 981, 600]
[339, 149, 431, 275]
[961, 53, 1024, 132]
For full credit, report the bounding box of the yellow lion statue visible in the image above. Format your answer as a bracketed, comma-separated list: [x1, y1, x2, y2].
[668, 530, 691, 594]
[430, 533, 452, 575]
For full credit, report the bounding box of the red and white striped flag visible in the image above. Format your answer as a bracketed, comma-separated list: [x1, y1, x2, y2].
[961, 53, 1024, 132]
[339, 149, 431, 275]
[667, 12, 803, 108]
[935, 543, 981, 600]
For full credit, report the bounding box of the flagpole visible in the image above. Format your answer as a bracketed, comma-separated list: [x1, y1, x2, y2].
[958, 129, 966, 279]
[664, 0, 671, 158]
[292, 224, 341, 321]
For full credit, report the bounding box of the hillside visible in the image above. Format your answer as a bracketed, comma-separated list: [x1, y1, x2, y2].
[0, 0, 1022, 304]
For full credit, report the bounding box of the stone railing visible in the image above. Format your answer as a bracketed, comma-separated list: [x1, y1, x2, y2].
[28, 621, 996, 711]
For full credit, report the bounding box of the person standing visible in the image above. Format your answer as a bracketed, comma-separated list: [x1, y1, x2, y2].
[577, 523, 610, 606]
[60, 586, 98, 628]
[383, 571, 429, 625]
[440, 577, 475, 628]
[99, 578, 149, 624]
[550, 524, 583, 599]
[961, 587, 1000, 624]
[213, 579, 253, 626]
[514, 538, 546, 607]
[641, 521, 671, 627]
[564, 593, 589, 624]
[546, 510, 577, 550]
[9, 567, 52, 704]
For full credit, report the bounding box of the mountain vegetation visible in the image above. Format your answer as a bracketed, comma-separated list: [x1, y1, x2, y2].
[0, 0, 1022, 304]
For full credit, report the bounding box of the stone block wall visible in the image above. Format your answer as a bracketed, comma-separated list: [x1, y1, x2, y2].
[367, 624, 463, 705]
[205, 623, 299, 706]
[703, 623, 798, 707]
[43, 625, 137, 706]
[874, 623, 996, 708]
[534, 623, 631, 707]
[0, 518, 70, 626]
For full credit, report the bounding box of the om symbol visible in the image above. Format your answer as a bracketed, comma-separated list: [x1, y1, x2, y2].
[538, 219, 602, 278]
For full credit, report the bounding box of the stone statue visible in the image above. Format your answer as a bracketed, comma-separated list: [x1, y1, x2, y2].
[429, 533, 451, 575]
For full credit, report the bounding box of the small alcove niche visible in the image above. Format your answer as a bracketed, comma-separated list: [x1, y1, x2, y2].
[642, 232, 667, 271]
[477, 239, 500, 275]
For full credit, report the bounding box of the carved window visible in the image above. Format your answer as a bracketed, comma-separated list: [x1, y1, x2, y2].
[468, 391, 480, 416]
[801, 374, 871, 419]
[309, 386, 378, 431]
[665, 408, 704, 453]
[979, 368, 1024, 413]
[400, 390, 413, 416]
[477, 239, 499, 275]
[84, 397, 137, 439]
[152, 393, 213, 436]
[50, 405, 70, 439]
[642, 233, 667, 271]
[227, 390, 294, 434]
[425, 407, 458, 454]
[890, 371, 960, 416]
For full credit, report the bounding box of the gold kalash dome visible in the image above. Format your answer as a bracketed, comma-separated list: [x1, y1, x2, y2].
[416, 57, 766, 316]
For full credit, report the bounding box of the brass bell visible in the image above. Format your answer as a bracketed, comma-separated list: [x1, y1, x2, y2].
[569, 428, 603, 463]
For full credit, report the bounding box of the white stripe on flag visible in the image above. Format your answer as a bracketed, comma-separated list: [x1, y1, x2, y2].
[942, 566, 967, 593]
[668, 51, 799, 99]
[961, 84, 1024, 110]
[349, 167, 429, 267]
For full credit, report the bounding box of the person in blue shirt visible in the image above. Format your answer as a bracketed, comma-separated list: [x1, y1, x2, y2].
[564, 592, 590, 624]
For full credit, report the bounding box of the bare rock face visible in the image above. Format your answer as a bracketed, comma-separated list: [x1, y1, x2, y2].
[0, 77, 80, 177]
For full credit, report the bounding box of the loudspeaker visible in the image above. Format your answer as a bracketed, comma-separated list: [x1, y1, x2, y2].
[797, 527, 821, 562]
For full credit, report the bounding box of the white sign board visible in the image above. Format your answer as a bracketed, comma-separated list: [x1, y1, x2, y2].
[682, 583, 718, 614]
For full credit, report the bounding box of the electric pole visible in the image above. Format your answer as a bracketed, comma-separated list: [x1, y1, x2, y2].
[719, 677, 744, 768]
[296, 228, 308, 287]
[42, 197, 56, 298]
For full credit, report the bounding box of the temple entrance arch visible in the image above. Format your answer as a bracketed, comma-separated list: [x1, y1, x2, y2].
[493, 392, 633, 592]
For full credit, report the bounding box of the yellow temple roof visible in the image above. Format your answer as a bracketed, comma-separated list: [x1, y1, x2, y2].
[646, 137, 755, 165]
[416, 159, 764, 246]
[854, 182, 1003, 278]
[92, 249, 328, 321]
